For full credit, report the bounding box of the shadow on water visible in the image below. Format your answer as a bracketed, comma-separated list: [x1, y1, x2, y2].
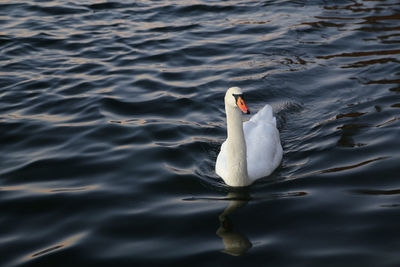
[184, 186, 307, 257]
[214, 188, 308, 256]
[216, 189, 252, 256]
[182, 188, 253, 256]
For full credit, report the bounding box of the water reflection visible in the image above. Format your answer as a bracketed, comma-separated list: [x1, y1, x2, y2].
[336, 111, 368, 148]
[217, 190, 252, 256]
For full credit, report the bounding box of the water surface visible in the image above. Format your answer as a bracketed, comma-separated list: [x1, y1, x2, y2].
[1, 0, 400, 266]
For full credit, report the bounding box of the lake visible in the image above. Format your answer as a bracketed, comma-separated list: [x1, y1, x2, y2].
[1, 0, 400, 266]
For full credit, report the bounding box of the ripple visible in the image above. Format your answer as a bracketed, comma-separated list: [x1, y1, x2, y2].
[23, 233, 87, 263]
[1, 0, 400, 266]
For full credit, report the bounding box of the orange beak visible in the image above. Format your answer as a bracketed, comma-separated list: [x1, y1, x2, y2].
[236, 96, 250, 114]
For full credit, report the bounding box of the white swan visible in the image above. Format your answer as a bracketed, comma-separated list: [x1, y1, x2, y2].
[215, 87, 283, 187]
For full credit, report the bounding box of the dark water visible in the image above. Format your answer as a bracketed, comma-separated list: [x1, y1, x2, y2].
[1, 0, 400, 266]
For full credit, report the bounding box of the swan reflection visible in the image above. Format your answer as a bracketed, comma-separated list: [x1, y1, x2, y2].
[217, 190, 252, 256]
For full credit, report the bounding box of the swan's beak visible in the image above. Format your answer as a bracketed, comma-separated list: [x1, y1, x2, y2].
[236, 96, 250, 114]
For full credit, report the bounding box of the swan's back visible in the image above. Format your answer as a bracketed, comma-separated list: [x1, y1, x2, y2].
[243, 105, 282, 181]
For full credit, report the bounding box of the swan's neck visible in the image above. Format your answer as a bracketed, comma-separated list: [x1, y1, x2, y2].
[225, 104, 249, 186]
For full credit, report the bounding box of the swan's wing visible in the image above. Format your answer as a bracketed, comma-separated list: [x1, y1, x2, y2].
[249, 104, 276, 126]
[215, 140, 228, 179]
[244, 105, 282, 181]
[217, 105, 282, 182]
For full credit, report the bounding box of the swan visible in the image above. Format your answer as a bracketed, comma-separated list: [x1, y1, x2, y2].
[215, 87, 283, 187]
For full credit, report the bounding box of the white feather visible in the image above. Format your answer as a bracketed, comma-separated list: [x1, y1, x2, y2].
[215, 87, 282, 186]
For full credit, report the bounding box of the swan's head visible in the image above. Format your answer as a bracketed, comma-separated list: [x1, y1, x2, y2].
[225, 87, 250, 114]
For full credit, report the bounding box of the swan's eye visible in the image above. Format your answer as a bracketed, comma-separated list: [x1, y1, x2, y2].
[233, 94, 243, 102]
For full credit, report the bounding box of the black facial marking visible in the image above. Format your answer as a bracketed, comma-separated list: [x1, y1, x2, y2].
[232, 93, 244, 102]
